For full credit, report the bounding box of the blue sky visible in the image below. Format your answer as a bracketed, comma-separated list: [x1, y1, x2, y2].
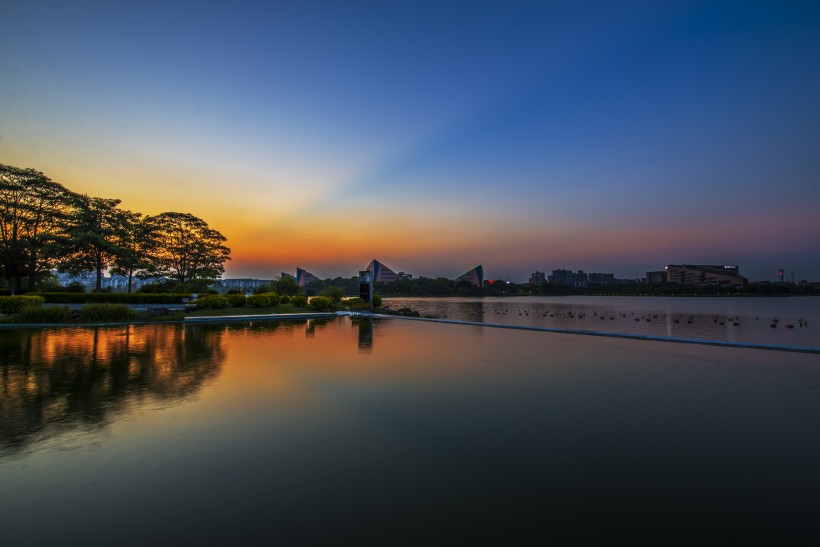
[2, 0, 819, 281]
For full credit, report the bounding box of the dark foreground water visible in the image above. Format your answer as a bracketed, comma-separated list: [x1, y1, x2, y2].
[1, 318, 819, 544]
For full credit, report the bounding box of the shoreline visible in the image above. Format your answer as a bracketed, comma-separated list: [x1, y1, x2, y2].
[2, 309, 817, 354]
[0, 311, 339, 329]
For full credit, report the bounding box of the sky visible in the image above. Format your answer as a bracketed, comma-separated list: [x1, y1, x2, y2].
[2, 0, 819, 282]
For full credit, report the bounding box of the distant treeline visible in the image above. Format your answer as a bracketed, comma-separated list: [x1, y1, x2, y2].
[0, 163, 230, 295]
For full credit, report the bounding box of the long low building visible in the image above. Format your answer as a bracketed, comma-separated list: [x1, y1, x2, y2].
[665, 264, 747, 286]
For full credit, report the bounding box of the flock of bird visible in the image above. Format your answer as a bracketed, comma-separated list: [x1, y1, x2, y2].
[490, 307, 809, 329]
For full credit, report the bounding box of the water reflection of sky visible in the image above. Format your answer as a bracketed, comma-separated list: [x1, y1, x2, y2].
[385, 296, 820, 346]
[1, 318, 819, 544]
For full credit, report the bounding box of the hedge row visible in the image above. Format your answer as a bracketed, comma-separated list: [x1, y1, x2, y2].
[80, 303, 136, 322]
[196, 295, 229, 309]
[247, 293, 281, 308]
[14, 305, 69, 323]
[0, 295, 46, 314]
[9, 303, 135, 323]
[33, 292, 190, 304]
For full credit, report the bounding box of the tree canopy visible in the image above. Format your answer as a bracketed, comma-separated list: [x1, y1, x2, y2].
[0, 164, 75, 293]
[147, 212, 231, 284]
[0, 163, 231, 294]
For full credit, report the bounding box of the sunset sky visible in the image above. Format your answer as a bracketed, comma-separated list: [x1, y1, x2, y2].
[2, 0, 819, 282]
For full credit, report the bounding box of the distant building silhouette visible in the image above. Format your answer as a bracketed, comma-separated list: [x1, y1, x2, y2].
[295, 267, 321, 287]
[645, 270, 668, 284]
[588, 273, 615, 285]
[529, 271, 546, 285]
[455, 265, 484, 287]
[548, 269, 588, 288]
[220, 278, 272, 292]
[366, 259, 400, 282]
[665, 264, 747, 286]
[56, 271, 165, 291]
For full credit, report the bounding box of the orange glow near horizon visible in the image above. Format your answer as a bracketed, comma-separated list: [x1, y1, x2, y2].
[5, 154, 819, 281]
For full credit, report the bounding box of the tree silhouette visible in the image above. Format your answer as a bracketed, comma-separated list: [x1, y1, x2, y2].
[146, 212, 230, 284]
[0, 164, 75, 293]
[59, 196, 132, 291]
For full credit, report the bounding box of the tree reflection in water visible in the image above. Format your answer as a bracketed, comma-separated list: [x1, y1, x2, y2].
[0, 324, 226, 456]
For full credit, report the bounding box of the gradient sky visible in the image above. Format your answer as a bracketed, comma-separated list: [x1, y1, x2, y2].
[2, 0, 819, 282]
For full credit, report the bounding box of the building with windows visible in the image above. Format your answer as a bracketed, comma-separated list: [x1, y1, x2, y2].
[548, 269, 588, 288]
[665, 264, 747, 286]
[645, 270, 668, 284]
[56, 271, 165, 291]
[588, 273, 615, 285]
[528, 271, 546, 285]
[220, 278, 272, 292]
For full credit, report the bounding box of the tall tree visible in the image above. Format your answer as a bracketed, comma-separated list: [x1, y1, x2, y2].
[60, 196, 131, 291]
[147, 212, 230, 284]
[111, 212, 157, 293]
[0, 164, 75, 294]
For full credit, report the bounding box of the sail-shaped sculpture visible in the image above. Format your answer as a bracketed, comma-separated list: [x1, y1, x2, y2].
[454, 265, 484, 287]
[365, 259, 399, 282]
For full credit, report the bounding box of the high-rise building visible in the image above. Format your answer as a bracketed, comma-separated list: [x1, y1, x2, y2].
[548, 269, 588, 288]
[529, 271, 546, 285]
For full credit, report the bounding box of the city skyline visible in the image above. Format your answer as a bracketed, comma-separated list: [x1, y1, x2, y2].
[3, 1, 819, 282]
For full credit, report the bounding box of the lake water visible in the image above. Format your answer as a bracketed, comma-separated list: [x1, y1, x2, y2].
[1, 318, 819, 544]
[384, 296, 820, 347]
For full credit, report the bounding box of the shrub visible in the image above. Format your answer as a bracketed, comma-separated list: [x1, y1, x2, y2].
[344, 297, 369, 310]
[373, 295, 382, 307]
[246, 294, 270, 307]
[309, 296, 335, 311]
[0, 295, 46, 314]
[80, 303, 136, 322]
[226, 288, 243, 295]
[196, 295, 229, 309]
[226, 294, 247, 307]
[15, 305, 69, 323]
[291, 295, 308, 307]
[247, 293, 281, 307]
[279, 295, 291, 304]
[319, 286, 345, 302]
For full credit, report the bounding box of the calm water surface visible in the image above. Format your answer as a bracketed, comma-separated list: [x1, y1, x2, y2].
[385, 296, 820, 347]
[1, 318, 819, 544]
